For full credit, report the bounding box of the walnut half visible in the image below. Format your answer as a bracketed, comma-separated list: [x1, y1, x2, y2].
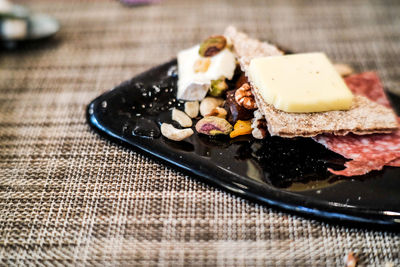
[235, 83, 257, 110]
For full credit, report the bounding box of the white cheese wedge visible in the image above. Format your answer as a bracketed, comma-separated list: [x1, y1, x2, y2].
[177, 45, 236, 101]
[248, 53, 354, 113]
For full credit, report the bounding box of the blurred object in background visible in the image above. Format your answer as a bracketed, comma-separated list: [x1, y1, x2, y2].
[0, 0, 59, 49]
[0, 0, 12, 13]
[0, 0, 29, 40]
[1, 17, 27, 40]
[0, 0, 29, 18]
[119, 0, 162, 7]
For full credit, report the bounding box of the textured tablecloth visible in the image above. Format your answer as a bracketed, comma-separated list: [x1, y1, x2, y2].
[1, 0, 400, 265]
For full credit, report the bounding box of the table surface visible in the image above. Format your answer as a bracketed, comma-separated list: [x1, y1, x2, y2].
[1, 0, 400, 265]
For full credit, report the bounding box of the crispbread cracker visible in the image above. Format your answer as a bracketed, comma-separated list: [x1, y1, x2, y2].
[224, 26, 283, 71]
[253, 90, 397, 137]
[224, 26, 398, 138]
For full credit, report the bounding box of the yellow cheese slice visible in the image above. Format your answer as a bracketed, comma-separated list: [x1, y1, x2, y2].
[248, 53, 354, 113]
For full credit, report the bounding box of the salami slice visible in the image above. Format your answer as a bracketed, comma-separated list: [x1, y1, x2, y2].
[313, 72, 400, 176]
[344, 72, 392, 108]
[387, 158, 400, 167]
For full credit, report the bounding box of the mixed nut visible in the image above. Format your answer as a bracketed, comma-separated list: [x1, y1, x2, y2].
[158, 34, 266, 141]
[160, 123, 194, 141]
[198, 35, 227, 57]
[195, 116, 233, 136]
[206, 107, 227, 118]
[235, 83, 257, 110]
[172, 108, 192, 127]
[184, 101, 199, 118]
[210, 77, 229, 97]
[200, 97, 224, 117]
[160, 83, 255, 141]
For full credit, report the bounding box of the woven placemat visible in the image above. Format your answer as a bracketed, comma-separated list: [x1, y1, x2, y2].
[1, 0, 399, 265]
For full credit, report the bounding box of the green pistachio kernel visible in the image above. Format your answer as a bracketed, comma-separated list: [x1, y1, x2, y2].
[198, 35, 227, 57]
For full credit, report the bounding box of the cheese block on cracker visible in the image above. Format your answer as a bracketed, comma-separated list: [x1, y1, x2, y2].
[248, 53, 354, 113]
[224, 26, 398, 138]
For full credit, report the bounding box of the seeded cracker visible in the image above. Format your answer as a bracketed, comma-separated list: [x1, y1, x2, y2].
[224, 26, 398, 138]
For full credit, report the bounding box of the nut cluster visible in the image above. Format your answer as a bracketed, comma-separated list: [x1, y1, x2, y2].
[235, 83, 257, 110]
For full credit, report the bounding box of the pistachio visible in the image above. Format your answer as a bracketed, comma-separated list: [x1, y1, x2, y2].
[334, 63, 354, 77]
[193, 58, 211, 73]
[160, 123, 194, 141]
[206, 107, 227, 118]
[198, 35, 227, 57]
[195, 116, 233, 136]
[172, 108, 192, 127]
[184, 101, 199, 118]
[200, 97, 224, 117]
[210, 77, 229, 97]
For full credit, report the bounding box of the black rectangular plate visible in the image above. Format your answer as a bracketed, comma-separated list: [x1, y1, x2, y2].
[87, 59, 400, 229]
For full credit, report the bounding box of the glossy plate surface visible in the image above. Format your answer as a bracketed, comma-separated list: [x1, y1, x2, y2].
[87, 59, 400, 229]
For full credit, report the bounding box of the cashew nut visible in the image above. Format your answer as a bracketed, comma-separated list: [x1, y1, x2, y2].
[200, 97, 224, 117]
[160, 123, 194, 141]
[184, 101, 199, 118]
[172, 108, 192, 127]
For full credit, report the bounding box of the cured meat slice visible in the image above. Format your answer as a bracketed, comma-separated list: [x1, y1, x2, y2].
[313, 72, 400, 176]
[314, 130, 400, 176]
[387, 158, 400, 167]
[344, 72, 392, 108]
